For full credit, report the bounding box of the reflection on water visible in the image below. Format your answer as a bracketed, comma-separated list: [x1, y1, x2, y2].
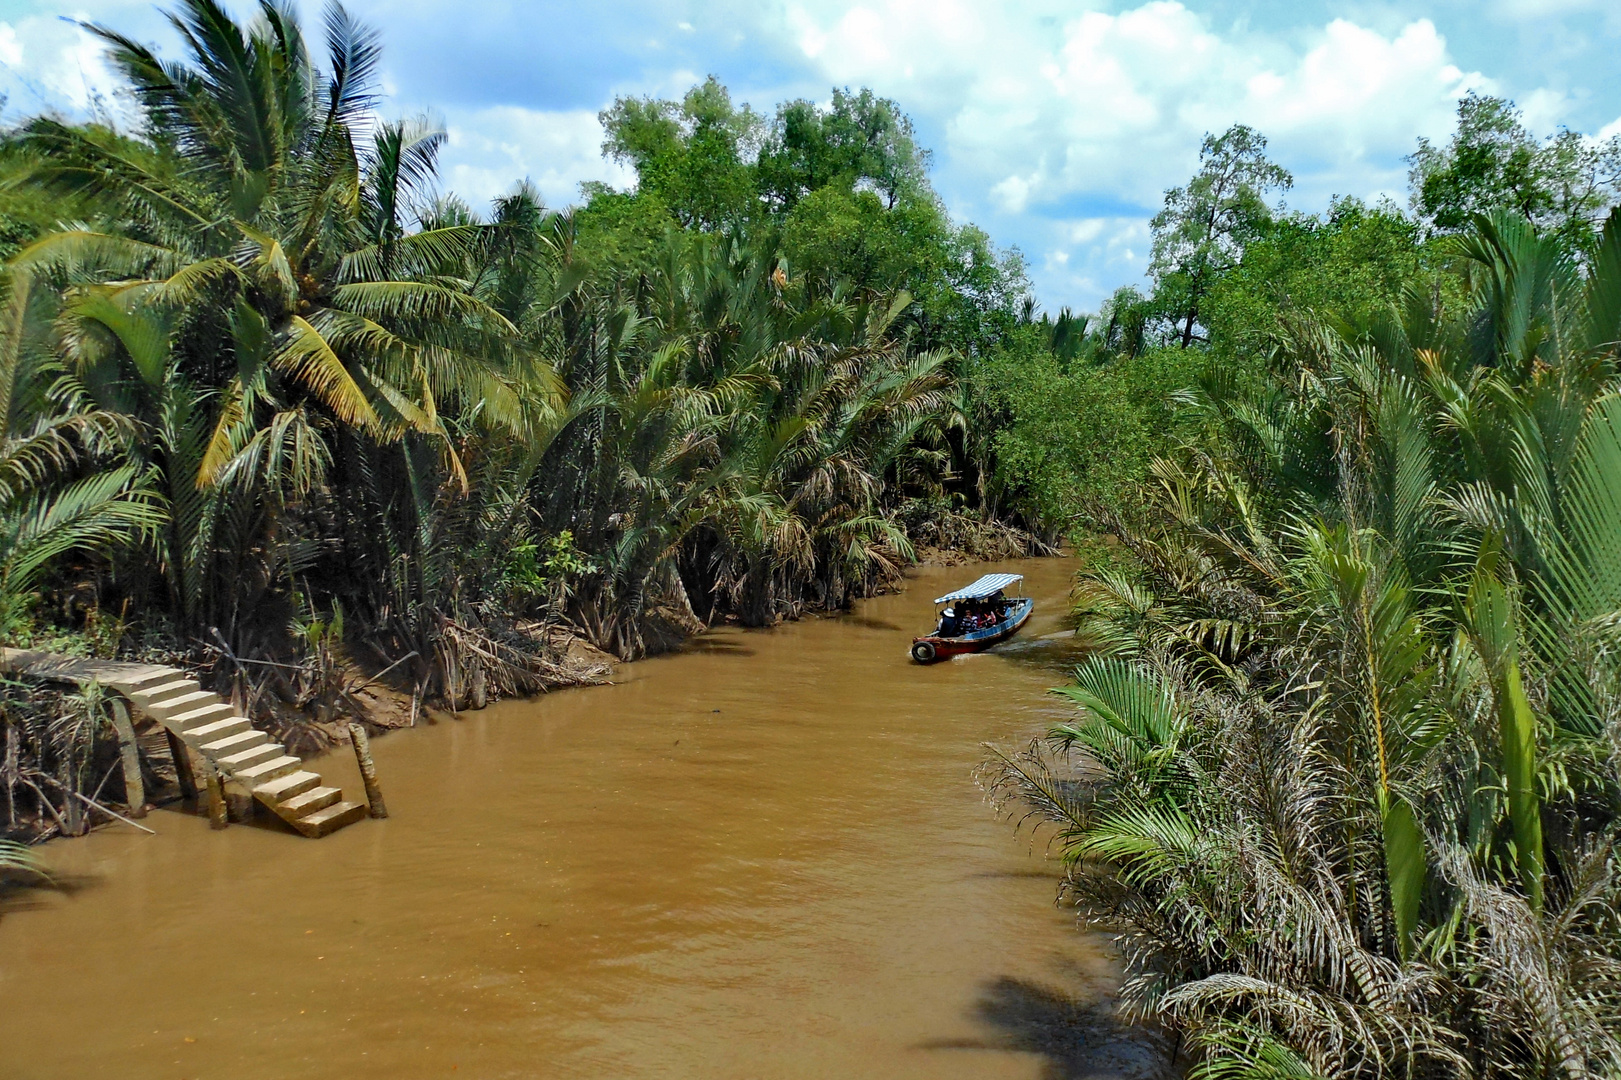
[0, 557, 1169, 1080]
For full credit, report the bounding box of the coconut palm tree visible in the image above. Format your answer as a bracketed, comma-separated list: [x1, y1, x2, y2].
[0, 275, 161, 638]
[7, 0, 550, 644]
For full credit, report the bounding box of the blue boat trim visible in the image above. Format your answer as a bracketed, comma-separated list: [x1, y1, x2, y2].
[950, 597, 1033, 643]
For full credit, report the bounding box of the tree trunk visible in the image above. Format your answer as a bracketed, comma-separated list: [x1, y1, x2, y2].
[3, 724, 17, 829]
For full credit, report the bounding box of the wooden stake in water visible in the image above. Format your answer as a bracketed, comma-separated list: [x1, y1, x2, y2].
[109, 699, 145, 817]
[348, 722, 388, 819]
[204, 764, 228, 830]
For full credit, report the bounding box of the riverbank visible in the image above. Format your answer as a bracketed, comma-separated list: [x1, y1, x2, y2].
[0, 555, 1169, 1080]
[1, 529, 1049, 848]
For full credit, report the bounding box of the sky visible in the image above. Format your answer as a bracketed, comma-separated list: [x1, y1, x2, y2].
[1, 0, 1619, 310]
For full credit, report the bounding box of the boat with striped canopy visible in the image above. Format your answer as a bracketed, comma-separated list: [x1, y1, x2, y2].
[910, 573, 1033, 663]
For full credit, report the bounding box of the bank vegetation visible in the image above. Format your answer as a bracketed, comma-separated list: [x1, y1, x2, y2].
[986, 96, 1621, 1080]
[0, 0, 1038, 845]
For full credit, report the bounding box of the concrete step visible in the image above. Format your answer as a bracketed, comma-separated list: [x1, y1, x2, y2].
[253, 770, 321, 801]
[171, 703, 236, 731]
[235, 755, 300, 784]
[218, 742, 284, 771]
[278, 786, 341, 817]
[112, 669, 178, 695]
[144, 690, 217, 720]
[295, 800, 367, 838]
[130, 679, 200, 707]
[185, 717, 251, 743]
[200, 729, 269, 757]
[4, 651, 375, 842]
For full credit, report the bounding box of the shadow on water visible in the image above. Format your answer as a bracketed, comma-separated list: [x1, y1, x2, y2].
[675, 635, 757, 658]
[839, 614, 906, 632]
[959, 866, 1067, 883]
[0, 871, 88, 925]
[921, 975, 1174, 1080]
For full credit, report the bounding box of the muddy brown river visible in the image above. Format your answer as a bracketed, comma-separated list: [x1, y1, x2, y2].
[0, 557, 1163, 1080]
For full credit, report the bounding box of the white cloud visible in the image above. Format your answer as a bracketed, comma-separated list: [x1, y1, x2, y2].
[779, 1, 1485, 219]
[1036, 216, 1151, 309]
[1057, 216, 1150, 267]
[760, 0, 1520, 304]
[441, 106, 634, 212]
[0, 14, 139, 126]
[2, 0, 1611, 311]
[991, 174, 1031, 214]
[0, 24, 24, 69]
[1520, 87, 1574, 135]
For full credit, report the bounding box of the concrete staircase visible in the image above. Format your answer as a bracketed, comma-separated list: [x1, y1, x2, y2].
[0, 650, 367, 837]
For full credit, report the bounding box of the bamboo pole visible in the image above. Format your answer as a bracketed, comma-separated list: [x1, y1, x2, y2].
[109, 699, 145, 817]
[347, 722, 388, 819]
[204, 764, 228, 830]
[165, 729, 198, 801]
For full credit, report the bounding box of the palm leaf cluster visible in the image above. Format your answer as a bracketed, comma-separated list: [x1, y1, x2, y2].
[986, 208, 1621, 1080]
[0, 0, 967, 708]
[522, 225, 962, 657]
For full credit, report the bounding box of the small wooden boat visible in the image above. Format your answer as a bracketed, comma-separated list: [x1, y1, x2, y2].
[910, 573, 1033, 663]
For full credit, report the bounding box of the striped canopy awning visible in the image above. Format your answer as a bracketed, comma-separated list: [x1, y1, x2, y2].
[934, 573, 1022, 604]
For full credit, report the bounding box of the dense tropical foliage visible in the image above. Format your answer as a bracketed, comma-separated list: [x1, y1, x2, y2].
[0, 0, 1040, 843]
[6, 10, 1621, 1074]
[0, 0, 1029, 662]
[986, 99, 1621, 1080]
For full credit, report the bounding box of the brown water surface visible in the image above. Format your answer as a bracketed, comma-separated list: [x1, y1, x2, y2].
[0, 556, 1164, 1080]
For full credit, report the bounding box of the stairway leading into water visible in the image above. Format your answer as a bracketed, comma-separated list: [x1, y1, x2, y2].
[0, 650, 367, 837]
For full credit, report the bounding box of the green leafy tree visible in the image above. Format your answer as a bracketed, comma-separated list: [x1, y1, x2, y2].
[599, 76, 763, 231]
[756, 87, 931, 211]
[1409, 93, 1621, 248]
[1202, 197, 1428, 356]
[988, 207, 1621, 1080]
[7, 0, 545, 643]
[1149, 124, 1293, 348]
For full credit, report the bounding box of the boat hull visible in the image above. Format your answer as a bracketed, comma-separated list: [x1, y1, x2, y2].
[911, 597, 1034, 663]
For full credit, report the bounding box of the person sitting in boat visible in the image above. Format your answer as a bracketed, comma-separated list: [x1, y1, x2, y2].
[968, 602, 996, 631]
[939, 606, 960, 636]
[979, 600, 1001, 630]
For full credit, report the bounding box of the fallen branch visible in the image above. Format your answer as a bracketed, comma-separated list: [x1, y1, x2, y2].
[66, 788, 157, 836]
[25, 769, 157, 836]
[346, 651, 419, 696]
[203, 630, 305, 671]
[17, 775, 69, 834]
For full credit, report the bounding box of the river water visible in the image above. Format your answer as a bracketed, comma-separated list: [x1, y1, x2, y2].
[0, 556, 1164, 1080]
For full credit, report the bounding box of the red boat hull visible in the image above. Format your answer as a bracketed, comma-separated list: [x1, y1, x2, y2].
[910, 597, 1034, 663]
